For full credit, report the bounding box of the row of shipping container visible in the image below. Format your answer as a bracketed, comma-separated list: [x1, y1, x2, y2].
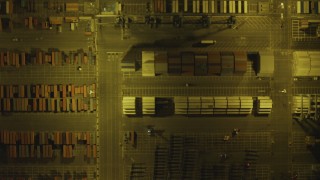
[174, 96, 253, 115]
[63, 145, 97, 158]
[24, 17, 37, 29]
[0, 131, 96, 145]
[0, 84, 96, 98]
[297, 1, 320, 14]
[153, 0, 248, 13]
[123, 96, 272, 116]
[256, 96, 272, 114]
[5, 144, 97, 159]
[0, 176, 88, 180]
[7, 145, 52, 158]
[147, 51, 247, 76]
[0, 98, 96, 112]
[0, 50, 95, 67]
[46, 2, 79, 12]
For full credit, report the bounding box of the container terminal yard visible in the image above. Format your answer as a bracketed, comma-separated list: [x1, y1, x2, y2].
[0, 0, 320, 179]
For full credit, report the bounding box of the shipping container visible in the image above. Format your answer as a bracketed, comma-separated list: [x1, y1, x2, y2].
[243, 0, 247, 13]
[65, 3, 79, 12]
[181, 64, 194, 76]
[193, 0, 200, 13]
[168, 64, 182, 75]
[0, 85, 3, 98]
[304, 1, 310, 13]
[154, 0, 166, 13]
[297, 1, 301, 13]
[202, 0, 209, 13]
[220, 52, 234, 75]
[195, 54, 208, 76]
[238, 0, 242, 13]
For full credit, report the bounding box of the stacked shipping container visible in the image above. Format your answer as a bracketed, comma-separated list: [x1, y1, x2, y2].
[0, 84, 96, 113]
[168, 51, 182, 75]
[144, 50, 249, 76]
[154, 51, 168, 75]
[194, 53, 208, 76]
[173, 96, 254, 115]
[207, 52, 221, 75]
[220, 52, 234, 76]
[0, 49, 95, 68]
[0, 130, 97, 159]
[181, 52, 194, 76]
[234, 51, 247, 74]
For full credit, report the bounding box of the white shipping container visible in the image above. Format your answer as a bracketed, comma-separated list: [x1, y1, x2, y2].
[184, 0, 188, 11]
[238, 1, 242, 13]
[203, 0, 209, 13]
[244, 1, 247, 13]
[211, 0, 215, 13]
[297, 1, 301, 13]
[6, 1, 10, 14]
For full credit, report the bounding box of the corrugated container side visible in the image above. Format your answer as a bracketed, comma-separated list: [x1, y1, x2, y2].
[208, 52, 221, 64]
[181, 52, 194, 64]
[181, 64, 194, 76]
[208, 65, 221, 75]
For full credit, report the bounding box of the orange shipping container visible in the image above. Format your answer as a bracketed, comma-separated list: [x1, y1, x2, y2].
[77, 99, 81, 111]
[44, 85, 48, 98]
[86, 145, 91, 157]
[0, 85, 4, 98]
[51, 99, 55, 112]
[71, 85, 75, 97]
[62, 85, 66, 98]
[0, 52, 4, 67]
[35, 85, 39, 98]
[6, 98, 11, 111]
[39, 98, 43, 111]
[83, 55, 88, 64]
[43, 99, 46, 111]
[21, 52, 26, 65]
[62, 98, 66, 111]
[33, 99, 37, 111]
[93, 145, 97, 158]
[71, 98, 76, 111]
[53, 85, 58, 98]
[83, 85, 87, 98]
[9, 85, 13, 98]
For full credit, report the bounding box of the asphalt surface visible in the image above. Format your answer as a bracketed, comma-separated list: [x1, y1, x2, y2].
[98, 0, 320, 179]
[0, 0, 320, 179]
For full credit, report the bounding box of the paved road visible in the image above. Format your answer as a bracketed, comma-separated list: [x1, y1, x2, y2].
[95, 0, 320, 177]
[97, 48, 122, 179]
